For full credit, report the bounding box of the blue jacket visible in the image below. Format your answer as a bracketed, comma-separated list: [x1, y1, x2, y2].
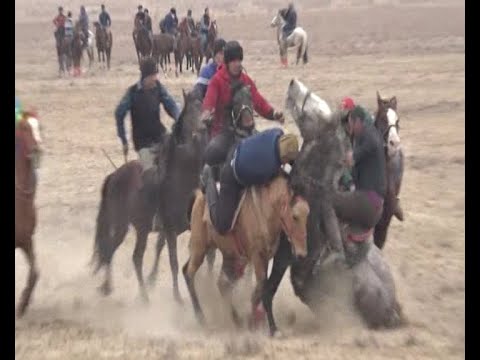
[115, 80, 180, 150]
[163, 13, 177, 34]
[232, 128, 284, 186]
[282, 8, 297, 36]
[99, 11, 111, 27]
[193, 61, 218, 99]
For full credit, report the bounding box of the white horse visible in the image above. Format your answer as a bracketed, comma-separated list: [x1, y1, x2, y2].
[86, 30, 95, 68]
[270, 10, 308, 67]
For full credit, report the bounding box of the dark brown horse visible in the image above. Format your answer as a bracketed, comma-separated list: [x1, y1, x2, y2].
[187, 34, 203, 74]
[373, 92, 404, 249]
[174, 18, 191, 77]
[152, 34, 175, 73]
[54, 29, 72, 76]
[71, 25, 86, 77]
[203, 20, 218, 64]
[94, 22, 112, 69]
[91, 90, 209, 303]
[133, 25, 152, 64]
[15, 111, 42, 317]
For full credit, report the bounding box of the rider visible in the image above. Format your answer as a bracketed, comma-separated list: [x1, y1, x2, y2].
[332, 105, 387, 251]
[201, 41, 285, 168]
[114, 58, 180, 230]
[186, 9, 196, 36]
[280, 2, 297, 40]
[134, 5, 145, 26]
[163, 7, 179, 49]
[78, 6, 89, 47]
[65, 11, 74, 40]
[144, 8, 153, 42]
[98, 4, 111, 29]
[53, 7, 67, 43]
[193, 38, 226, 100]
[200, 7, 211, 53]
[202, 128, 299, 234]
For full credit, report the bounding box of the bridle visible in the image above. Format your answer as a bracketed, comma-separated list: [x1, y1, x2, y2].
[376, 110, 400, 149]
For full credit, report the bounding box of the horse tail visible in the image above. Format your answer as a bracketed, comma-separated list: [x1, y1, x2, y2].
[91, 173, 113, 274]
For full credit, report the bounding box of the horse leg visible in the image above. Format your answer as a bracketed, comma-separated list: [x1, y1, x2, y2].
[182, 237, 208, 325]
[147, 232, 166, 287]
[133, 226, 150, 303]
[107, 48, 111, 70]
[99, 225, 127, 296]
[374, 210, 393, 250]
[206, 248, 216, 275]
[17, 241, 39, 317]
[165, 230, 182, 304]
[263, 232, 293, 336]
[249, 254, 268, 331]
[217, 256, 243, 327]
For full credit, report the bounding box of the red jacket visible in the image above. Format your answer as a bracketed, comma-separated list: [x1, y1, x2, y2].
[202, 65, 275, 137]
[53, 14, 66, 29]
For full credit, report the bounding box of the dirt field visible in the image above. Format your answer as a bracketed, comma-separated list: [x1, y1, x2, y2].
[15, 0, 464, 359]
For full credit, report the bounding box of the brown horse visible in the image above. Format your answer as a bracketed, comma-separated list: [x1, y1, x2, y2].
[54, 29, 72, 76]
[373, 92, 404, 249]
[15, 111, 42, 317]
[187, 34, 203, 74]
[91, 90, 209, 303]
[152, 34, 175, 73]
[174, 18, 191, 77]
[133, 25, 152, 64]
[71, 26, 86, 77]
[201, 20, 218, 64]
[183, 175, 309, 332]
[94, 22, 112, 69]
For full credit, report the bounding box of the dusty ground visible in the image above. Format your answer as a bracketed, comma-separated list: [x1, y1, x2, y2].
[15, 0, 464, 359]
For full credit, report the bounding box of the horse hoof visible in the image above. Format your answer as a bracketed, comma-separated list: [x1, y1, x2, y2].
[273, 330, 285, 339]
[147, 274, 157, 288]
[98, 283, 112, 297]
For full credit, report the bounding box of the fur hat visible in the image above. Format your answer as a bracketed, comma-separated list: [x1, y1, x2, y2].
[278, 134, 299, 163]
[224, 41, 243, 64]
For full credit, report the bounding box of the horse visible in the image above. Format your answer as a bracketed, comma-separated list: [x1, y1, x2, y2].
[184, 173, 309, 331]
[133, 26, 152, 64]
[202, 20, 218, 64]
[270, 10, 308, 67]
[15, 110, 43, 317]
[373, 92, 404, 249]
[54, 29, 71, 76]
[152, 34, 175, 74]
[91, 89, 209, 304]
[174, 18, 191, 76]
[71, 26, 85, 77]
[93, 22, 112, 69]
[187, 35, 203, 74]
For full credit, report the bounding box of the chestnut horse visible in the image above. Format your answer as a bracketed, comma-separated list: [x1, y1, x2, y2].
[183, 175, 309, 333]
[15, 111, 42, 317]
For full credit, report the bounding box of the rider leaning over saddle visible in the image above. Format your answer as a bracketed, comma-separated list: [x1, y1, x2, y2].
[200, 41, 285, 168]
[333, 106, 387, 243]
[193, 38, 226, 100]
[203, 129, 300, 235]
[114, 58, 180, 185]
[280, 2, 297, 39]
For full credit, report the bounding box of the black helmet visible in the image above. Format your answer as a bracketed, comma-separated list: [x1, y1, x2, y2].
[58, 6, 63, 12]
[140, 58, 158, 79]
[170, 7, 176, 14]
[213, 38, 226, 56]
[187, 9, 192, 15]
[224, 41, 243, 64]
[101, 4, 105, 9]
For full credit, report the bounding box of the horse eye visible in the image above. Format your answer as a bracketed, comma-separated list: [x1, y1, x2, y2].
[293, 215, 299, 221]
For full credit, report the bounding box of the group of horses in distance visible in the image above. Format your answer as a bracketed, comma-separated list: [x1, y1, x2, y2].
[133, 17, 218, 77]
[54, 22, 112, 76]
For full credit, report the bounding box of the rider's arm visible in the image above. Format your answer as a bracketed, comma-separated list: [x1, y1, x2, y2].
[247, 78, 275, 120]
[157, 83, 180, 121]
[114, 87, 134, 145]
[202, 74, 219, 112]
[107, 13, 111, 26]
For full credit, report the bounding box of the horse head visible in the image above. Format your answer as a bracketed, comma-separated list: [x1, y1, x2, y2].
[229, 81, 255, 134]
[173, 89, 207, 146]
[375, 91, 401, 158]
[15, 111, 42, 170]
[286, 78, 333, 142]
[280, 190, 309, 259]
[271, 10, 284, 28]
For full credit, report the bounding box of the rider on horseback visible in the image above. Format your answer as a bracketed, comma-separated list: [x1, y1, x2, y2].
[78, 6, 89, 48]
[65, 11, 74, 40]
[200, 41, 285, 168]
[200, 7, 211, 53]
[280, 2, 297, 40]
[114, 58, 180, 229]
[202, 129, 300, 234]
[99, 4, 111, 29]
[53, 7, 67, 43]
[186, 9, 196, 36]
[144, 8, 153, 42]
[163, 7, 179, 49]
[332, 106, 387, 263]
[193, 38, 226, 100]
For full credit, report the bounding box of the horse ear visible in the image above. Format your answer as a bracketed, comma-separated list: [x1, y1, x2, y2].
[389, 96, 398, 110]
